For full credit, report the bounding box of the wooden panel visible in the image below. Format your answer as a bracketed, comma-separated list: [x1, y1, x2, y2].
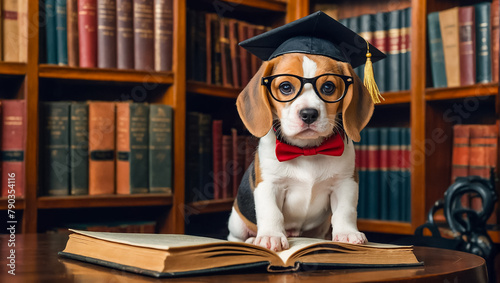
[37, 194, 173, 209]
[380, 91, 411, 105]
[39, 65, 174, 84]
[426, 83, 498, 101]
[0, 62, 27, 76]
[186, 81, 240, 99]
[186, 198, 235, 214]
[358, 219, 413, 235]
[0, 197, 25, 210]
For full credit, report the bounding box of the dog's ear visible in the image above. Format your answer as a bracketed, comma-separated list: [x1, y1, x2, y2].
[340, 62, 374, 142]
[236, 60, 275, 138]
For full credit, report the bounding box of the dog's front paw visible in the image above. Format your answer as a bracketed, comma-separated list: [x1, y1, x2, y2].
[332, 231, 367, 244]
[248, 233, 289, 251]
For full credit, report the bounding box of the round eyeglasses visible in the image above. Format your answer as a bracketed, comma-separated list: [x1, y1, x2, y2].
[261, 73, 353, 103]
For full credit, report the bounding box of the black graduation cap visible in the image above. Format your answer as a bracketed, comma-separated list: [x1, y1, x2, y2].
[239, 11, 386, 103]
[239, 11, 386, 69]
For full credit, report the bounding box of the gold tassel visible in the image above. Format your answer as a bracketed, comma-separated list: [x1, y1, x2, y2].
[363, 41, 384, 104]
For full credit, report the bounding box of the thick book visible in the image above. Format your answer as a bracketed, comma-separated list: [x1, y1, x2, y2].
[185, 112, 200, 202]
[386, 9, 401, 92]
[378, 128, 389, 220]
[357, 130, 368, 219]
[97, 0, 117, 68]
[400, 7, 411, 91]
[372, 12, 387, 93]
[220, 18, 233, 87]
[400, 128, 411, 222]
[149, 104, 172, 194]
[365, 128, 380, 219]
[427, 11, 447, 88]
[116, 0, 134, 69]
[451, 125, 471, 182]
[67, 0, 79, 67]
[212, 120, 223, 199]
[88, 101, 115, 195]
[492, 0, 499, 82]
[2, 0, 20, 62]
[229, 19, 240, 88]
[133, 0, 154, 70]
[221, 134, 232, 199]
[474, 2, 492, 83]
[70, 102, 89, 195]
[238, 21, 251, 87]
[153, 0, 173, 71]
[198, 113, 213, 199]
[439, 7, 460, 87]
[387, 128, 402, 221]
[56, 0, 68, 65]
[59, 229, 421, 277]
[458, 6, 475, 86]
[210, 14, 222, 85]
[41, 102, 70, 196]
[78, 0, 98, 68]
[116, 102, 149, 194]
[1, 100, 25, 197]
[231, 129, 245, 197]
[17, 0, 27, 62]
[45, 0, 57, 64]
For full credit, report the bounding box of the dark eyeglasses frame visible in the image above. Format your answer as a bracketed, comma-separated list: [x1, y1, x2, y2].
[261, 73, 354, 103]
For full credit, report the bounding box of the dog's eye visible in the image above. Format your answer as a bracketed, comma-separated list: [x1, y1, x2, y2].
[320, 81, 336, 95]
[279, 82, 295, 95]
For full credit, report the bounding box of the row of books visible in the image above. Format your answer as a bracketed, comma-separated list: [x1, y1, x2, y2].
[47, 221, 156, 234]
[339, 7, 411, 93]
[40, 101, 173, 196]
[451, 124, 498, 223]
[354, 127, 411, 222]
[42, 0, 173, 71]
[0, 0, 27, 62]
[185, 112, 257, 203]
[186, 10, 270, 88]
[428, 1, 500, 88]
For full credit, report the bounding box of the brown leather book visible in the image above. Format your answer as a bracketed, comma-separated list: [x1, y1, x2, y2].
[492, 0, 499, 82]
[116, 0, 134, 69]
[220, 18, 233, 87]
[221, 135, 232, 199]
[88, 102, 116, 195]
[237, 21, 250, 87]
[229, 19, 240, 89]
[1, 100, 25, 197]
[451, 124, 471, 181]
[205, 13, 213, 84]
[2, 0, 20, 62]
[153, 0, 173, 71]
[78, 0, 98, 68]
[67, 0, 79, 67]
[458, 6, 476, 86]
[439, 7, 461, 87]
[97, 0, 117, 68]
[133, 0, 154, 70]
[212, 120, 223, 200]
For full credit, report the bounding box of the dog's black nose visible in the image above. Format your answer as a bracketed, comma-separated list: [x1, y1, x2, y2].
[299, 108, 319, 124]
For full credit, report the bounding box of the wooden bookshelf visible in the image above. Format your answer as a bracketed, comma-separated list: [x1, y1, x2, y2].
[225, 0, 287, 12]
[37, 194, 173, 209]
[426, 83, 498, 101]
[0, 198, 25, 210]
[379, 90, 411, 105]
[0, 62, 27, 76]
[186, 198, 235, 214]
[186, 81, 241, 99]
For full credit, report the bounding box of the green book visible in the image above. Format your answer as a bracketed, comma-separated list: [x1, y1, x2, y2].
[149, 104, 173, 194]
[386, 9, 401, 92]
[70, 102, 88, 195]
[400, 8, 411, 90]
[474, 2, 492, 83]
[373, 12, 387, 93]
[45, 0, 57, 64]
[387, 128, 402, 221]
[42, 102, 71, 196]
[427, 12, 447, 88]
[379, 128, 389, 220]
[55, 0, 68, 65]
[365, 128, 380, 219]
[401, 128, 411, 222]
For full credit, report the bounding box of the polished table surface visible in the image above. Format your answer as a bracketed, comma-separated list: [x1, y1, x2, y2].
[0, 233, 488, 282]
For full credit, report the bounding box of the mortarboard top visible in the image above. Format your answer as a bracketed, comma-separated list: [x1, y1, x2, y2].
[239, 11, 386, 68]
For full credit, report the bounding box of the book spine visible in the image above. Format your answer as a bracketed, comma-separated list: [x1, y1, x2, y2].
[366, 128, 380, 219]
[229, 19, 240, 88]
[116, 0, 134, 69]
[133, 0, 154, 70]
[373, 12, 387, 93]
[129, 103, 149, 193]
[469, 125, 496, 179]
[1, 100, 25, 197]
[17, 0, 27, 62]
[357, 130, 367, 219]
[387, 128, 402, 221]
[70, 102, 89, 195]
[78, 0, 98, 68]
[386, 9, 401, 92]
[401, 128, 411, 222]
[185, 112, 200, 202]
[198, 113, 213, 199]
[153, 0, 173, 71]
[458, 6, 475, 86]
[238, 22, 250, 87]
[149, 104, 172, 194]
[212, 120, 223, 199]
[220, 18, 233, 87]
[451, 124, 471, 182]
[194, 11, 206, 82]
[474, 2, 492, 83]
[116, 102, 131, 194]
[231, 129, 245, 197]
[205, 13, 212, 84]
[56, 0, 68, 65]
[400, 7, 411, 90]
[45, 0, 57, 64]
[439, 7, 460, 87]
[88, 102, 115, 195]
[186, 10, 195, 80]
[358, 14, 374, 82]
[2, 0, 19, 62]
[97, 0, 117, 68]
[42, 102, 70, 196]
[379, 128, 390, 220]
[427, 12, 447, 88]
[221, 135, 232, 199]
[492, 0, 499, 82]
[211, 15, 222, 85]
[67, 0, 79, 66]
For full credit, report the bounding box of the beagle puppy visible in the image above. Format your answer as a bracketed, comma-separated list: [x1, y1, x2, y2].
[227, 53, 374, 251]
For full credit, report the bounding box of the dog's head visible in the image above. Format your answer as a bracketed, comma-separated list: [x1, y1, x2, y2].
[236, 53, 374, 146]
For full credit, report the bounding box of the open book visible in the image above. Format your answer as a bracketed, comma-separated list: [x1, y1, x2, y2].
[59, 229, 422, 278]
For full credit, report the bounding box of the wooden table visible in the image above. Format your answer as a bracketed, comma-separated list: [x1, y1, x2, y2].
[0, 233, 488, 282]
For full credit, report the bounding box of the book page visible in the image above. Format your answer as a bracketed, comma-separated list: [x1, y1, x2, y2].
[69, 229, 227, 250]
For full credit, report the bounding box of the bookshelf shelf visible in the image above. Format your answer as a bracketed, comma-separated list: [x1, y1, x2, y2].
[425, 83, 498, 101]
[0, 198, 25, 210]
[379, 90, 411, 105]
[186, 81, 241, 99]
[357, 219, 413, 235]
[38, 65, 174, 84]
[218, 0, 286, 12]
[37, 194, 173, 209]
[186, 198, 235, 214]
[0, 62, 27, 76]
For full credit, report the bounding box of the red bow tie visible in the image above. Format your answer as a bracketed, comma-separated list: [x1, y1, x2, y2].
[275, 133, 345, 162]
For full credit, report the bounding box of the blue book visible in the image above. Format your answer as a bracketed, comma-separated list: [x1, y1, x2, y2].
[388, 128, 402, 221]
[55, 0, 68, 65]
[355, 130, 367, 219]
[365, 128, 380, 219]
[45, 0, 57, 64]
[400, 8, 411, 90]
[379, 128, 389, 220]
[427, 12, 447, 88]
[474, 2, 492, 83]
[401, 128, 411, 222]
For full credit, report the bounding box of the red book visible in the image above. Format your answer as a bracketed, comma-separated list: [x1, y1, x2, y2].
[451, 125, 471, 182]
[1, 100, 25, 197]
[117, 0, 134, 69]
[221, 135, 232, 199]
[153, 0, 173, 71]
[492, 0, 499, 82]
[458, 6, 476, 86]
[97, 0, 117, 68]
[231, 129, 246, 197]
[78, 0, 98, 68]
[133, 0, 154, 70]
[212, 120, 223, 200]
